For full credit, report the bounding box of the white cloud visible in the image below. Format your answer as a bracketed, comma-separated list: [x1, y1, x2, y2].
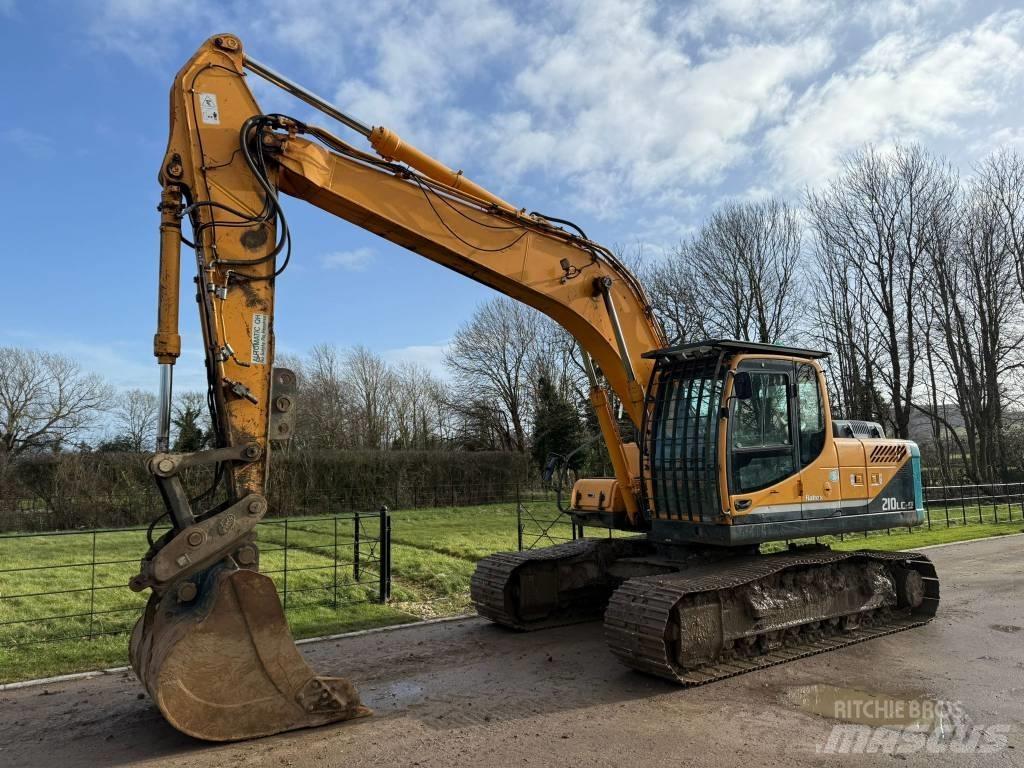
[974, 126, 1024, 156]
[382, 343, 450, 379]
[93, 0, 1024, 235]
[479, 0, 832, 216]
[321, 247, 375, 271]
[855, 0, 965, 32]
[765, 9, 1024, 188]
[673, 0, 836, 39]
[1, 128, 54, 158]
[328, 0, 524, 161]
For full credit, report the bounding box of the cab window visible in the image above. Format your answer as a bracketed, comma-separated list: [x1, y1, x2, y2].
[731, 371, 794, 493]
[797, 364, 825, 467]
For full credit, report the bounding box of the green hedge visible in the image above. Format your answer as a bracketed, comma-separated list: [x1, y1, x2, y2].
[1, 449, 532, 531]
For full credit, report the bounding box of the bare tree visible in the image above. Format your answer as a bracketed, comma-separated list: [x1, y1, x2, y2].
[530, 318, 590, 406]
[0, 347, 112, 477]
[391, 362, 450, 449]
[922, 173, 1024, 482]
[807, 144, 958, 438]
[111, 388, 159, 452]
[639, 253, 705, 345]
[345, 346, 396, 449]
[293, 344, 356, 449]
[445, 298, 540, 452]
[974, 149, 1024, 303]
[647, 198, 804, 344]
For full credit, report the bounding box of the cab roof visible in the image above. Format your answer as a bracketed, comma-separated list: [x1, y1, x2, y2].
[642, 338, 830, 361]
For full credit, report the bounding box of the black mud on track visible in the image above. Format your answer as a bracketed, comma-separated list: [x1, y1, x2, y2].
[1, 535, 1021, 768]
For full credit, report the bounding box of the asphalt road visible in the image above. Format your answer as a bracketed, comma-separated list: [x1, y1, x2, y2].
[1, 535, 1021, 767]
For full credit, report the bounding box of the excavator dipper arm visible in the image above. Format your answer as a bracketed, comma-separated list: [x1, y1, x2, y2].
[133, 33, 663, 741]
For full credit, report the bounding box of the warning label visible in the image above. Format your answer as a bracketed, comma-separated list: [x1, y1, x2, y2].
[251, 313, 268, 365]
[199, 93, 220, 125]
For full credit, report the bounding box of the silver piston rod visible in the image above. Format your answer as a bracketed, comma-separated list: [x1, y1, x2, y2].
[596, 277, 636, 383]
[156, 363, 173, 452]
[243, 55, 372, 138]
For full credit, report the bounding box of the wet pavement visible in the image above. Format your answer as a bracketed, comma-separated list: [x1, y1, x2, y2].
[0, 534, 1021, 767]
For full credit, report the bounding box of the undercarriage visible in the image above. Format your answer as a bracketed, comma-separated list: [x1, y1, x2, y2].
[470, 537, 939, 685]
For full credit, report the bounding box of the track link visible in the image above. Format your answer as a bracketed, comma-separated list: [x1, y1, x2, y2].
[604, 549, 939, 685]
[471, 538, 648, 631]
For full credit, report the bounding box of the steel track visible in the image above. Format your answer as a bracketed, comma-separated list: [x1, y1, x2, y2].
[603, 549, 939, 685]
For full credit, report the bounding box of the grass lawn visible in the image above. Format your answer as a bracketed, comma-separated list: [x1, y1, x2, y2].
[0, 500, 536, 683]
[0, 499, 1019, 683]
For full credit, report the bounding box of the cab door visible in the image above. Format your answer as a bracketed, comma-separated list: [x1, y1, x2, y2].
[796, 362, 841, 518]
[727, 359, 802, 522]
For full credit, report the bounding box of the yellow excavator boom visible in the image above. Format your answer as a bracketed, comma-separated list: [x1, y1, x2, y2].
[134, 33, 664, 741]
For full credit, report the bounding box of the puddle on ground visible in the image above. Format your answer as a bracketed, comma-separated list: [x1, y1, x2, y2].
[362, 680, 427, 711]
[785, 685, 943, 729]
[383, 680, 426, 707]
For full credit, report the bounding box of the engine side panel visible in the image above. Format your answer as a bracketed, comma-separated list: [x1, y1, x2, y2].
[652, 441, 924, 545]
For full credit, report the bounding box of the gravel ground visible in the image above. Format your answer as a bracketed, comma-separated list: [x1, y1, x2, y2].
[0, 535, 1021, 768]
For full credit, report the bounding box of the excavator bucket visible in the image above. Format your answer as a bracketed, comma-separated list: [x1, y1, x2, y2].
[129, 563, 370, 741]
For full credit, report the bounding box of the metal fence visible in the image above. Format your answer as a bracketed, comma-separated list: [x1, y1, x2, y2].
[516, 482, 1024, 551]
[2, 479, 1016, 658]
[0, 508, 391, 651]
[517, 499, 583, 551]
[922, 482, 1024, 527]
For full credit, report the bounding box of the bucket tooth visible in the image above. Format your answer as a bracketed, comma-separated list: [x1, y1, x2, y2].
[129, 562, 370, 741]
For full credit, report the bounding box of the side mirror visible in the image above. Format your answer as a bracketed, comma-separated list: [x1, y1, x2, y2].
[733, 371, 753, 400]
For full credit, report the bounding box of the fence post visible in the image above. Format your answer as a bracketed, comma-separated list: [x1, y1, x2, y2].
[378, 506, 391, 602]
[88, 530, 97, 639]
[977, 485, 983, 524]
[283, 519, 289, 610]
[333, 515, 339, 608]
[516, 483, 524, 551]
[353, 510, 361, 582]
[960, 484, 967, 526]
[941, 484, 949, 528]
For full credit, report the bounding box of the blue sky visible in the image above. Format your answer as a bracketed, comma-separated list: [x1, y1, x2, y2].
[2, 0, 1024, 393]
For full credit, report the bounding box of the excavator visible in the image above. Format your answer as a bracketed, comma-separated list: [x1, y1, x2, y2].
[132, 34, 939, 742]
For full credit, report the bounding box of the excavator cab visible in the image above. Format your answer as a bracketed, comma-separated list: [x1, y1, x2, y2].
[640, 339, 925, 545]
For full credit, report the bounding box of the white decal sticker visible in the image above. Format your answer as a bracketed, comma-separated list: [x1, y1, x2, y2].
[199, 93, 220, 125]
[881, 497, 915, 512]
[251, 313, 268, 365]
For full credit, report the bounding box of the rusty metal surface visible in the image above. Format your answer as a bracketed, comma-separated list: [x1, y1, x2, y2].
[129, 563, 369, 741]
[604, 549, 939, 685]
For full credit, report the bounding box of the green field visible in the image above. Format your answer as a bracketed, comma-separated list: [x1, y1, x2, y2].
[1, 500, 1020, 683]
